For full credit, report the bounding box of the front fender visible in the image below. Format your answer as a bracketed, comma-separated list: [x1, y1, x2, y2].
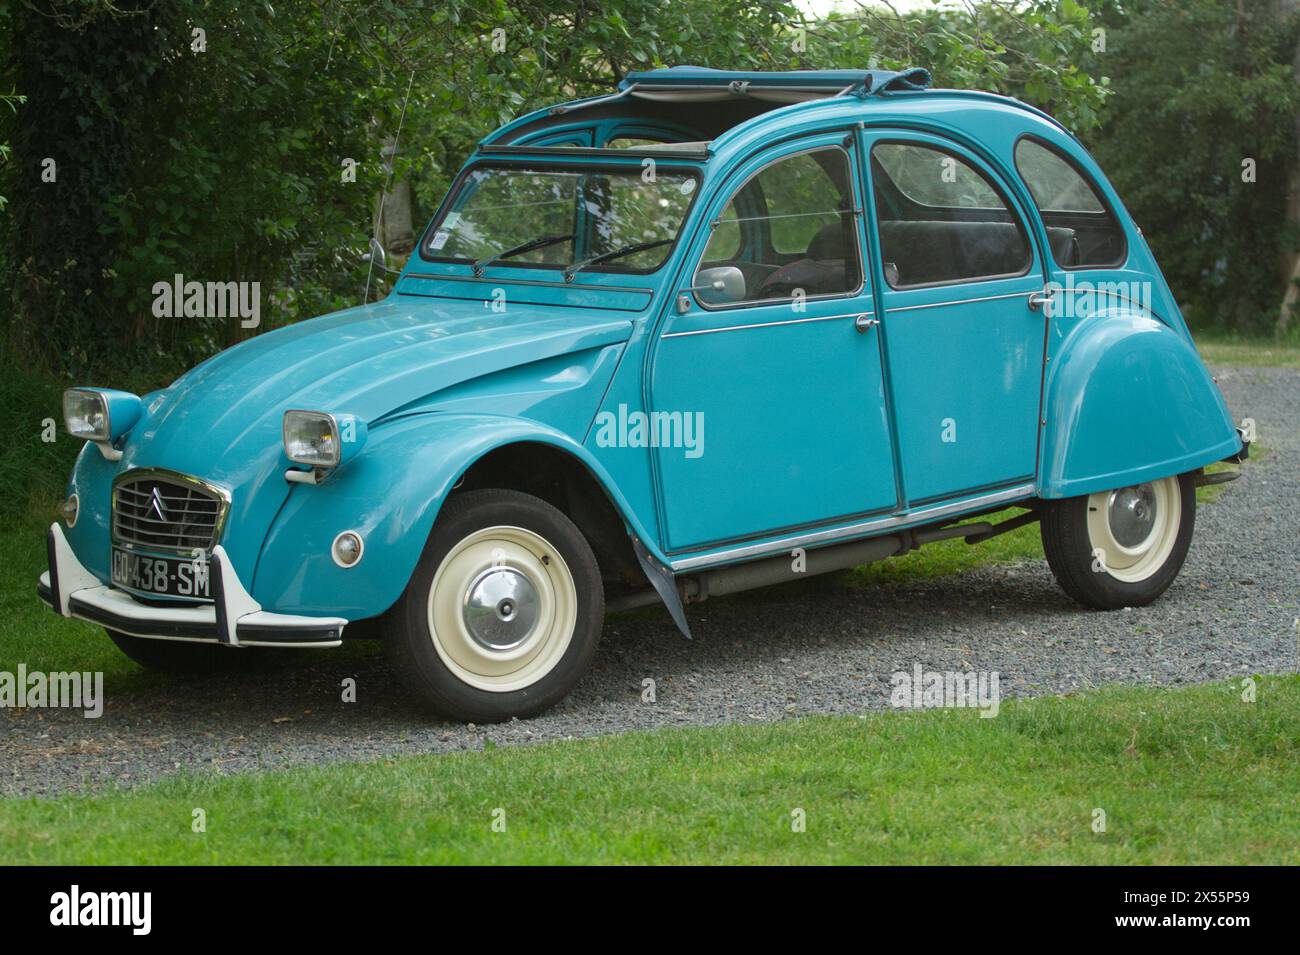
[1041, 312, 1239, 499]
[250, 412, 659, 618]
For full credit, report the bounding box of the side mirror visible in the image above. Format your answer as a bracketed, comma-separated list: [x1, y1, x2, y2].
[680, 266, 746, 312]
[363, 237, 402, 275]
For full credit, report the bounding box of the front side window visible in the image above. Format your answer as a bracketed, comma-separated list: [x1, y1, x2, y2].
[871, 142, 1031, 288]
[1014, 137, 1126, 268]
[423, 164, 699, 274]
[695, 147, 862, 305]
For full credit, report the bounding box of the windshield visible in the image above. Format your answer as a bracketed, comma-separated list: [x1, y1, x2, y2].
[421, 163, 700, 275]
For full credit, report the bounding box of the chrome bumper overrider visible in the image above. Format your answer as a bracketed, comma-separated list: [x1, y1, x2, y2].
[37, 523, 346, 648]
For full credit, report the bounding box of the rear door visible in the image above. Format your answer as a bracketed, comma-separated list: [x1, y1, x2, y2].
[862, 132, 1048, 507]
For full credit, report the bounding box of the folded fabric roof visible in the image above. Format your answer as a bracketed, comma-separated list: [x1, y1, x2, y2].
[617, 66, 932, 100]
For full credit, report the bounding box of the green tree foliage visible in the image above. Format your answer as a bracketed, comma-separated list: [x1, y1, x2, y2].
[0, 0, 1109, 381]
[804, 0, 1111, 133]
[1085, 0, 1300, 333]
[0, 0, 388, 372]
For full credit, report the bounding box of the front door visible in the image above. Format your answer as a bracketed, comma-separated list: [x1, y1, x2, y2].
[863, 133, 1048, 506]
[649, 134, 898, 554]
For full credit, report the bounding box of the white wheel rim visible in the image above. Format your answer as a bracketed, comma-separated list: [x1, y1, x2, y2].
[1085, 476, 1181, 583]
[426, 525, 577, 693]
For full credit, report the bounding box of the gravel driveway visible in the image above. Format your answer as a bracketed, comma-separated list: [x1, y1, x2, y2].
[3, 365, 1296, 797]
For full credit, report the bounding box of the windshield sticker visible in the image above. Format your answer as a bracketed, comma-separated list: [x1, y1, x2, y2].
[430, 230, 451, 250]
[679, 179, 696, 195]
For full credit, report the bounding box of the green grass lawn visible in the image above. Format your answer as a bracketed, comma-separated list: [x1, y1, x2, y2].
[1196, 332, 1300, 369]
[1, 676, 1295, 865]
[0, 509, 154, 684]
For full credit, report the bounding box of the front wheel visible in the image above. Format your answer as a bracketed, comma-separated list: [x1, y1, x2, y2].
[1041, 473, 1196, 610]
[386, 489, 604, 722]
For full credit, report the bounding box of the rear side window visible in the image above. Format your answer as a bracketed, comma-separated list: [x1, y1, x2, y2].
[871, 142, 1031, 288]
[1014, 138, 1126, 269]
[873, 143, 1003, 209]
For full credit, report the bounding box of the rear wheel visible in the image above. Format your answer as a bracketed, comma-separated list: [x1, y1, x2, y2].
[386, 489, 603, 722]
[106, 629, 245, 673]
[1041, 473, 1196, 610]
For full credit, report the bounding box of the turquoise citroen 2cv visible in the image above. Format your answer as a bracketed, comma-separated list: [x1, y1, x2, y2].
[40, 67, 1248, 721]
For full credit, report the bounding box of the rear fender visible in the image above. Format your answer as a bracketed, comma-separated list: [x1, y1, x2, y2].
[1041, 312, 1239, 499]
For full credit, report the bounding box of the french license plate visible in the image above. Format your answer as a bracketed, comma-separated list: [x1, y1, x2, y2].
[110, 547, 211, 599]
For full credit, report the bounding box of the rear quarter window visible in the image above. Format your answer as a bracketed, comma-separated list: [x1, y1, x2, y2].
[1014, 138, 1127, 269]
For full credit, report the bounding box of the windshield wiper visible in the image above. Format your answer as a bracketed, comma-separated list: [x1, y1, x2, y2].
[563, 238, 675, 283]
[472, 233, 574, 277]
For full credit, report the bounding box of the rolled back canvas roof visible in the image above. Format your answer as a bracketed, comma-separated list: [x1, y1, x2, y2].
[617, 66, 932, 100]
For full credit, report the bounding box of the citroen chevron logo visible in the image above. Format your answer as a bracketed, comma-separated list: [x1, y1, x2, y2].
[147, 487, 169, 522]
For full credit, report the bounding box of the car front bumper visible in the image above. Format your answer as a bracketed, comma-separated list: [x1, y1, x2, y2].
[37, 523, 347, 648]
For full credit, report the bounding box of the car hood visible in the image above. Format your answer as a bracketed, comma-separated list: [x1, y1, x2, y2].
[125, 295, 630, 471]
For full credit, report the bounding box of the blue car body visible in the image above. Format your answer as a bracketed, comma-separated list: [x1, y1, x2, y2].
[47, 67, 1242, 642]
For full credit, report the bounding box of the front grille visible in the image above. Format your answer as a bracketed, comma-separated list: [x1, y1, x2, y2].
[112, 474, 225, 552]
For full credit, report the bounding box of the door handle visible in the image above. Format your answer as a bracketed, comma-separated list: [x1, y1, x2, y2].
[855, 314, 880, 333]
[1027, 290, 1056, 312]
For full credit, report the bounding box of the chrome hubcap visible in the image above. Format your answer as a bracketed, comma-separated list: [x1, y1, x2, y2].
[1086, 476, 1181, 584]
[1107, 484, 1157, 548]
[428, 524, 578, 693]
[462, 566, 540, 652]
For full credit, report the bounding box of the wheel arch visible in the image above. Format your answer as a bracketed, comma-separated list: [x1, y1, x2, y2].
[251, 413, 656, 619]
[453, 440, 648, 589]
[1040, 311, 1240, 500]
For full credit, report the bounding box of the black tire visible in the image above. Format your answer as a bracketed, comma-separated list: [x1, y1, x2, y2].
[1040, 472, 1196, 610]
[106, 629, 246, 673]
[386, 488, 604, 722]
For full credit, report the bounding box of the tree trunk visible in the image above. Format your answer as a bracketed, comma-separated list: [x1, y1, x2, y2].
[1277, 0, 1300, 335]
[376, 137, 415, 259]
